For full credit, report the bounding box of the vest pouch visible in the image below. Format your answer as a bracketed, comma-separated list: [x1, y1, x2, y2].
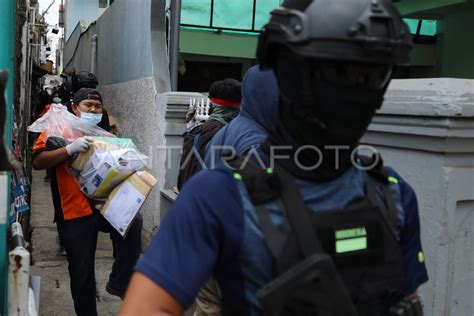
[310, 201, 408, 315]
[257, 253, 357, 316]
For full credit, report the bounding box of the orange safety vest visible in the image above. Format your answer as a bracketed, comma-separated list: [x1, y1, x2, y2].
[33, 132, 93, 220]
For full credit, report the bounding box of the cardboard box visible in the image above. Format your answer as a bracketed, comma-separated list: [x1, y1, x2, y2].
[73, 137, 146, 199]
[101, 171, 157, 236]
[79, 148, 145, 199]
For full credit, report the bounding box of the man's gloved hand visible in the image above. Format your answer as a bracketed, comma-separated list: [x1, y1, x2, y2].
[65, 137, 91, 156]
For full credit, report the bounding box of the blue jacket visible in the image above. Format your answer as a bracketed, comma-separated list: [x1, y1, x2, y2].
[205, 65, 279, 167]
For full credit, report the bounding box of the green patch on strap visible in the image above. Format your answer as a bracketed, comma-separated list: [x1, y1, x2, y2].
[388, 176, 399, 184]
[266, 167, 273, 174]
[336, 237, 367, 254]
[233, 172, 242, 181]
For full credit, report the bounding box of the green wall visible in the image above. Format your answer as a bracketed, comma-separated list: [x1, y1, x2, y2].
[0, 0, 15, 313]
[410, 44, 436, 67]
[438, 9, 474, 78]
[180, 28, 437, 69]
[180, 28, 258, 59]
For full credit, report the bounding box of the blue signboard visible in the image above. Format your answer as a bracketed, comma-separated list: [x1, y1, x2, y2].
[13, 184, 29, 214]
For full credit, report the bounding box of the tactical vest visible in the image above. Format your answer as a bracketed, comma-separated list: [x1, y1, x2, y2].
[229, 156, 422, 316]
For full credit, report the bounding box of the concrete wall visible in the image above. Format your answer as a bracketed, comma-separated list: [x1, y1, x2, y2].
[65, 0, 100, 40]
[362, 78, 474, 315]
[64, 0, 172, 244]
[64, 0, 163, 87]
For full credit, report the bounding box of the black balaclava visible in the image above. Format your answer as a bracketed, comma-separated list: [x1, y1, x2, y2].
[268, 51, 388, 182]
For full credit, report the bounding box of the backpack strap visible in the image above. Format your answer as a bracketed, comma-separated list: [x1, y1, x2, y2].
[357, 153, 388, 183]
[229, 157, 289, 259]
[230, 157, 326, 257]
[359, 153, 400, 240]
[274, 163, 325, 257]
[228, 156, 280, 204]
[255, 203, 290, 259]
[192, 126, 202, 155]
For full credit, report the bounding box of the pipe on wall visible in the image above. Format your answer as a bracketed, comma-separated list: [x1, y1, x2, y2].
[169, 0, 182, 91]
[91, 34, 98, 75]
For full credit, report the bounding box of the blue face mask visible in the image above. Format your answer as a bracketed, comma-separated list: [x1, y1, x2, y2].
[80, 111, 103, 125]
[53, 97, 62, 104]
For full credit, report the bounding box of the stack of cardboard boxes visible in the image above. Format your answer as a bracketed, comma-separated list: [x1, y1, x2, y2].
[73, 137, 157, 236]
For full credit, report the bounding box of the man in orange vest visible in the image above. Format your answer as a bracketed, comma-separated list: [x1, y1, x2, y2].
[32, 88, 142, 316]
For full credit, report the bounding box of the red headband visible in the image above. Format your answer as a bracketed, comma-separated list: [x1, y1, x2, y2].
[211, 97, 240, 107]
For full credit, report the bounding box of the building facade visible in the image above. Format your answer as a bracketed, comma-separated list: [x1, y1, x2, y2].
[64, 0, 115, 40]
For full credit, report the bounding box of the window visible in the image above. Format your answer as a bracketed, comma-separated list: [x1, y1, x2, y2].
[213, 0, 254, 30]
[180, 0, 284, 32]
[181, 0, 212, 27]
[178, 1, 438, 37]
[403, 19, 438, 36]
[254, 0, 281, 30]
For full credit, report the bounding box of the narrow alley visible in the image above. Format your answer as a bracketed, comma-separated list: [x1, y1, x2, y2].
[1, 0, 474, 315]
[29, 169, 121, 315]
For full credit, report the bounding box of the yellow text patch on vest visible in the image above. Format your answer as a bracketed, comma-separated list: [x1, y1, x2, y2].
[335, 227, 367, 240]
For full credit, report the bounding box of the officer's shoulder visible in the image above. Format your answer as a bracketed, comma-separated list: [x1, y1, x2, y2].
[177, 167, 244, 220]
[180, 166, 239, 195]
[381, 166, 418, 198]
[382, 166, 405, 184]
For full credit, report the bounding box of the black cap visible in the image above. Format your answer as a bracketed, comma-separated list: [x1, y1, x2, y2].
[208, 78, 242, 103]
[72, 71, 98, 92]
[73, 88, 102, 105]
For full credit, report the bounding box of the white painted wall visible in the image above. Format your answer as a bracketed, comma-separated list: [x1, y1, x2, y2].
[363, 78, 474, 316]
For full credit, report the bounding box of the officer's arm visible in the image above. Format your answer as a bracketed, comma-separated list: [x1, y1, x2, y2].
[120, 272, 184, 316]
[32, 148, 69, 170]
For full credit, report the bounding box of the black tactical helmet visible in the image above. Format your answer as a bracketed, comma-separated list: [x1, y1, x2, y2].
[72, 71, 99, 92]
[257, 0, 413, 68]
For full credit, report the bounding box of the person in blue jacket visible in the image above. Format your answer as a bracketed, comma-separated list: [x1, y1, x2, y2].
[121, 0, 429, 315]
[191, 65, 279, 316]
[204, 65, 279, 169]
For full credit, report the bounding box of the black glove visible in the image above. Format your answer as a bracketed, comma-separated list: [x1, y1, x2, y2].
[45, 136, 69, 151]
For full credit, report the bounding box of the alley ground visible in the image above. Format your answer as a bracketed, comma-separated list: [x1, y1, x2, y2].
[29, 169, 122, 315]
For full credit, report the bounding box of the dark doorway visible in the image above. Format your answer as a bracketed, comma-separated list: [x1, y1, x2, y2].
[178, 61, 242, 92]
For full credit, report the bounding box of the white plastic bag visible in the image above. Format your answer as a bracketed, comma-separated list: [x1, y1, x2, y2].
[28, 104, 114, 141]
[29, 105, 149, 200]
